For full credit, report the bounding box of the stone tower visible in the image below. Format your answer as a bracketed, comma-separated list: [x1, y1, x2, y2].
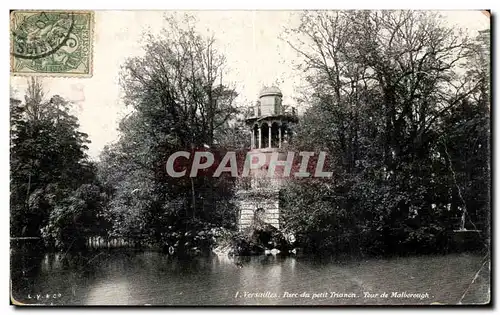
[236, 86, 298, 231]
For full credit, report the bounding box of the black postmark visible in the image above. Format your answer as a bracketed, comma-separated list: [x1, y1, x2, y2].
[11, 11, 75, 60]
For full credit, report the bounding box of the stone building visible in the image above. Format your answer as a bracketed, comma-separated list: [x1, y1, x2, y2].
[236, 86, 298, 231]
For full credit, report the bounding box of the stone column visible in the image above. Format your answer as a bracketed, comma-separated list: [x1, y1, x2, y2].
[258, 126, 262, 149]
[278, 125, 282, 149]
[268, 124, 272, 148]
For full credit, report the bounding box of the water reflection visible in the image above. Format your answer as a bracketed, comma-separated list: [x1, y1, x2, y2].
[10, 250, 489, 306]
[87, 278, 131, 305]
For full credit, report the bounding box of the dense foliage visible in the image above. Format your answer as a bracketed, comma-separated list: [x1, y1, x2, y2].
[96, 14, 244, 253]
[280, 11, 490, 256]
[10, 78, 105, 250]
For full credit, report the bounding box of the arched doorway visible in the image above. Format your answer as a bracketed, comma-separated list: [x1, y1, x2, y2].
[254, 207, 265, 224]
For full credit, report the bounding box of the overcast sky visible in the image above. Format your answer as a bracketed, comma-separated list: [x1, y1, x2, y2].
[10, 10, 489, 159]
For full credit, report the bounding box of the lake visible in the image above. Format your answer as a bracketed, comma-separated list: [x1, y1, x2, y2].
[10, 250, 490, 306]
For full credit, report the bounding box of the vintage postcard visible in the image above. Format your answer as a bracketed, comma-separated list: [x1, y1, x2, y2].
[9, 10, 491, 306]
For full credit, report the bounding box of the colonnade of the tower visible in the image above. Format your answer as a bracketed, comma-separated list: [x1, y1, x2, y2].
[250, 121, 287, 149]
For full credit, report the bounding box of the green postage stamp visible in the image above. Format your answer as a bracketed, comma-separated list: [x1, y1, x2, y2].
[10, 10, 94, 77]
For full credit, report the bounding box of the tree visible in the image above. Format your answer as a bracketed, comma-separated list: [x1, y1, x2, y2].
[11, 78, 101, 251]
[98, 14, 241, 252]
[280, 11, 490, 255]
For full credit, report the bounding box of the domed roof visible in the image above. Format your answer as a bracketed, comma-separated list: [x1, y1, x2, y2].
[259, 86, 282, 97]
